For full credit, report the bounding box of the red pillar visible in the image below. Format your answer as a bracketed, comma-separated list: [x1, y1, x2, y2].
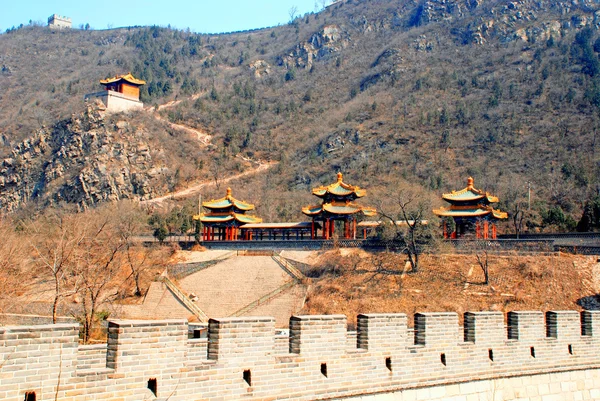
[353, 219, 357, 239]
[325, 219, 329, 240]
[443, 222, 447, 239]
[363, 228, 367, 239]
[475, 221, 481, 239]
[492, 224, 497, 239]
[483, 221, 489, 239]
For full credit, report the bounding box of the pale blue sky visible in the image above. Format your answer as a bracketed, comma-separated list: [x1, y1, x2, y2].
[2, 0, 326, 34]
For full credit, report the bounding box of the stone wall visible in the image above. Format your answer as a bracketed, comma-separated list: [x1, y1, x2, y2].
[84, 91, 143, 113]
[1, 311, 600, 400]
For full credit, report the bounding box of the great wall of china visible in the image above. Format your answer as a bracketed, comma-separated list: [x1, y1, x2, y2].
[2, 310, 600, 400]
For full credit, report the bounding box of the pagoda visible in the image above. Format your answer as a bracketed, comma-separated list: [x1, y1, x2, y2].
[194, 188, 262, 241]
[99, 73, 146, 99]
[433, 176, 507, 239]
[302, 172, 376, 239]
[84, 73, 146, 113]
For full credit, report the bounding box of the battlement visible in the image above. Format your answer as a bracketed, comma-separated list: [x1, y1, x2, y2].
[2, 311, 600, 400]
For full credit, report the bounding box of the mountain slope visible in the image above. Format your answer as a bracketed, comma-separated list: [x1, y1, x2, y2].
[1, 0, 599, 228]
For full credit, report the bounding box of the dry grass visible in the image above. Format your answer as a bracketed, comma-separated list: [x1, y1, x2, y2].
[301, 250, 596, 327]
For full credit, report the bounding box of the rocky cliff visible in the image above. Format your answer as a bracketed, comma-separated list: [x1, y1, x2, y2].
[0, 104, 170, 212]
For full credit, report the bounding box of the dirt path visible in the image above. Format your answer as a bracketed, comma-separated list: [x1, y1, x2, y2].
[145, 93, 211, 146]
[153, 113, 212, 145]
[140, 161, 277, 206]
[153, 93, 202, 111]
[140, 95, 276, 206]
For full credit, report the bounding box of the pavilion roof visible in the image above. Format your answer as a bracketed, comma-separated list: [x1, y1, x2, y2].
[100, 73, 146, 86]
[312, 172, 367, 199]
[302, 201, 377, 217]
[433, 205, 508, 219]
[193, 212, 262, 224]
[441, 177, 499, 203]
[202, 187, 255, 211]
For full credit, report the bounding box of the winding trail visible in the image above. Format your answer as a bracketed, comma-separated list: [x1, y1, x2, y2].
[140, 160, 277, 206]
[153, 113, 212, 146]
[139, 95, 277, 206]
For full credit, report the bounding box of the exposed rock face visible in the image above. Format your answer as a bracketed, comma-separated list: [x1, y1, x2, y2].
[282, 25, 350, 69]
[412, 0, 600, 44]
[249, 59, 271, 77]
[0, 104, 168, 212]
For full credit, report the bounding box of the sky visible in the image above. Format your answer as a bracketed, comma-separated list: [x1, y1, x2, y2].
[1, 0, 327, 34]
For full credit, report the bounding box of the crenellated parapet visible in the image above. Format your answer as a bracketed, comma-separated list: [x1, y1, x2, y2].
[2, 311, 600, 400]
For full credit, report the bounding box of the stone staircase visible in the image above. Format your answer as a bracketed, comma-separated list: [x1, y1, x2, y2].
[178, 256, 292, 317]
[118, 255, 309, 326]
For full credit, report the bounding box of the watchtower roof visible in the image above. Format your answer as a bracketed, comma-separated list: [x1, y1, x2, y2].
[100, 73, 146, 87]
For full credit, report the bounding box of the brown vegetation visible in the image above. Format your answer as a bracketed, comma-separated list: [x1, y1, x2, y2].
[1, 0, 600, 230]
[5, 202, 169, 342]
[302, 250, 595, 327]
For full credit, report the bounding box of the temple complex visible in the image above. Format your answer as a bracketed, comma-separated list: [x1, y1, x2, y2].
[84, 73, 146, 113]
[433, 176, 507, 239]
[194, 188, 262, 241]
[302, 172, 376, 239]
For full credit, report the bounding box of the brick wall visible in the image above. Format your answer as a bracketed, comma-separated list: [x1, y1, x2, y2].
[1, 311, 600, 400]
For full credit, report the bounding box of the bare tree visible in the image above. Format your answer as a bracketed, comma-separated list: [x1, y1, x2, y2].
[512, 202, 525, 238]
[289, 6, 299, 23]
[0, 218, 27, 314]
[318, 0, 330, 10]
[475, 249, 490, 285]
[74, 215, 125, 343]
[29, 213, 85, 323]
[114, 202, 164, 297]
[378, 188, 435, 273]
[209, 156, 223, 190]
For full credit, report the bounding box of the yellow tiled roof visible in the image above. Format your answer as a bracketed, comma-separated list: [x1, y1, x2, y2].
[100, 73, 146, 86]
[312, 172, 366, 198]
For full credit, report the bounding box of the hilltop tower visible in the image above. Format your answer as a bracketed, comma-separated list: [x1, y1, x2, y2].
[84, 73, 146, 113]
[433, 176, 507, 239]
[47, 14, 71, 29]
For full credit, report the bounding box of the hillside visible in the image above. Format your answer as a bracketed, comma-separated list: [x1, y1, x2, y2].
[1, 0, 600, 228]
[301, 249, 598, 327]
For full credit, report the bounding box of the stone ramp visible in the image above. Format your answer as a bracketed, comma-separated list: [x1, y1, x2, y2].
[118, 255, 306, 325]
[247, 284, 307, 325]
[118, 282, 193, 320]
[178, 256, 292, 318]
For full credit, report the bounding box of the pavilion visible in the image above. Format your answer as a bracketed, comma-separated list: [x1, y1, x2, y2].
[194, 188, 262, 241]
[302, 172, 376, 239]
[433, 176, 507, 239]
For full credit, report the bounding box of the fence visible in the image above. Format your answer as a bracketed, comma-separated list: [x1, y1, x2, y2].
[140, 236, 600, 255]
